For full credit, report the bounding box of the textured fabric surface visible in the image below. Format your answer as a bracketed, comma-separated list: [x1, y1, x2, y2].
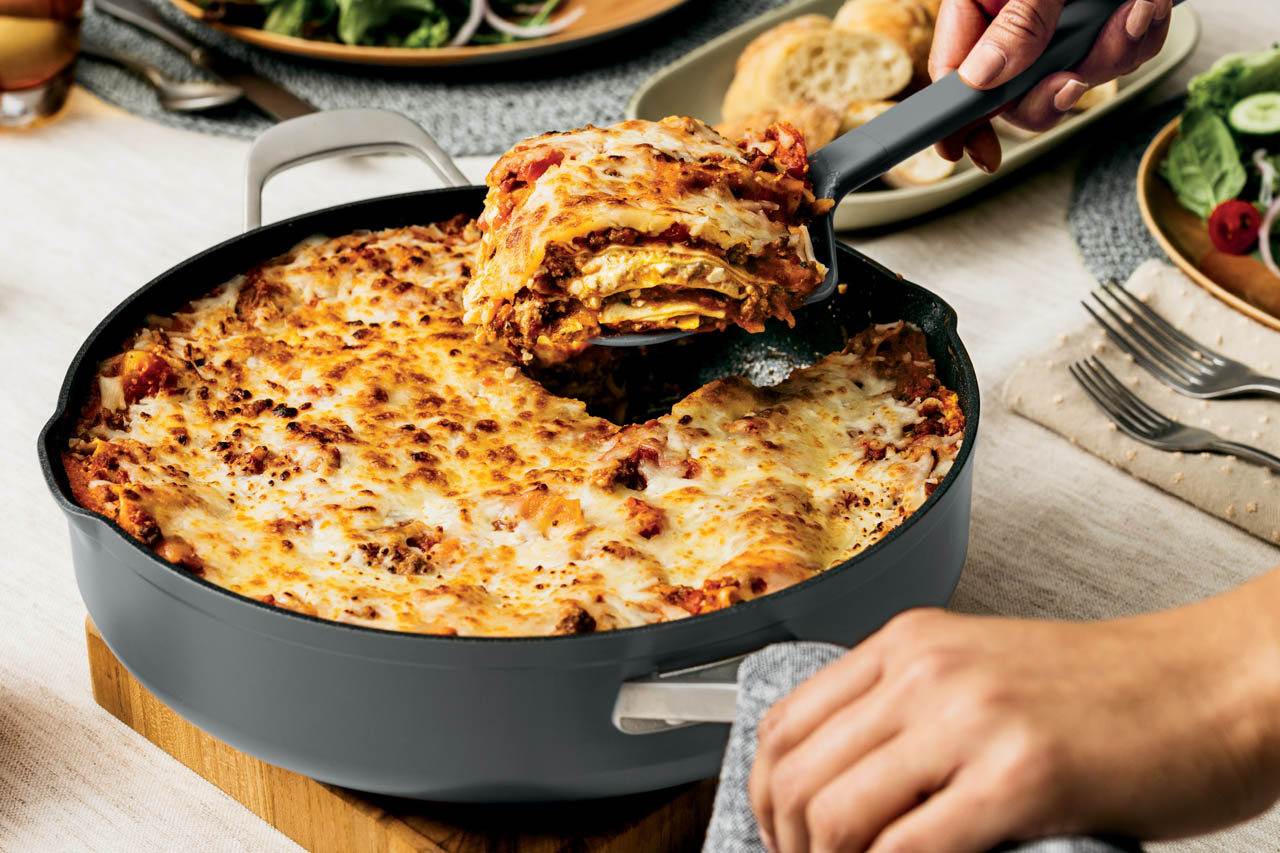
[76, 0, 787, 153]
[6, 3, 1280, 848]
[704, 643, 847, 852]
[1067, 98, 1185, 286]
[1005, 260, 1280, 545]
[703, 643, 1141, 853]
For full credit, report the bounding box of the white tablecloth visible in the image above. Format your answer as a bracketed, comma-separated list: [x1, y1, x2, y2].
[3, 2, 1277, 848]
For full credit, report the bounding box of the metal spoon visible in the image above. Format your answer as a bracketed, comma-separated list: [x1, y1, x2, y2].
[595, 0, 1185, 347]
[80, 44, 243, 112]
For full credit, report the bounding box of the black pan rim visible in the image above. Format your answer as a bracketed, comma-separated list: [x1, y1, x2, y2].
[38, 186, 981, 650]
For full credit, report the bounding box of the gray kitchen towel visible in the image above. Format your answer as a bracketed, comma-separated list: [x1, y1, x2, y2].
[1068, 97, 1185, 287]
[76, 0, 788, 154]
[704, 642, 1142, 853]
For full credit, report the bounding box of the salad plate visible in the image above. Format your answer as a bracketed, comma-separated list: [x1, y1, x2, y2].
[163, 0, 691, 67]
[1137, 48, 1280, 332]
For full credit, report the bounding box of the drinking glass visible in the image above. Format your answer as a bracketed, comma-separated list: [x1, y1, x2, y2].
[0, 0, 81, 130]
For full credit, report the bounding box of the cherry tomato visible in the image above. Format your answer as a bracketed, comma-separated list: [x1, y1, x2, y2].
[1208, 199, 1262, 255]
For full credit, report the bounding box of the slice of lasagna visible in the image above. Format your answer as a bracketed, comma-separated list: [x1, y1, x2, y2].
[464, 116, 833, 363]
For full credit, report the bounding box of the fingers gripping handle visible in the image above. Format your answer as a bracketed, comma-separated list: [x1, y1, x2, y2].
[810, 0, 1184, 201]
[244, 109, 469, 231]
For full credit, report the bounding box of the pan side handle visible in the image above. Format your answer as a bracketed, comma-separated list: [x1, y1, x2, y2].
[243, 108, 469, 231]
[612, 654, 745, 735]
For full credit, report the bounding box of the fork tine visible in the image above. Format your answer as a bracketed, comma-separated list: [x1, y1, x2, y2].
[1101, 281, 1227, 365]
[1070, 360, 1155, 432]
[1088, 291, 1207, 380]
[1082, 300, 1199, 388]
[1069, 362, 1151, 438]
[1094, 286, 1214, 377]
[1085, 356, 1175, 429]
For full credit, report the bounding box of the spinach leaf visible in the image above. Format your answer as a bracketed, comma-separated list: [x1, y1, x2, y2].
[1159, 107, 1248, 219]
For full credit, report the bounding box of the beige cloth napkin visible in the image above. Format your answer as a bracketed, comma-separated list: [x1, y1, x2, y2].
[1004, 260, 1280, 544]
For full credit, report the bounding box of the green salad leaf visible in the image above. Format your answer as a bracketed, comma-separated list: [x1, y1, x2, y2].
[1159, 106, 1248, 219]
[1188, 45, 1280, 114]
[335, 0, 454, 46]
[401, 13, 450, 47]
[262, 0, 335, 37]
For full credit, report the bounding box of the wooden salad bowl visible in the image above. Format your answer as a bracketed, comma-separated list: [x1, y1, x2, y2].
[1138, 116, 1280, 330]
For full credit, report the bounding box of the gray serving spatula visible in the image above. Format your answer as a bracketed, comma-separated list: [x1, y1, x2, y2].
[596, 0, 1182, 347]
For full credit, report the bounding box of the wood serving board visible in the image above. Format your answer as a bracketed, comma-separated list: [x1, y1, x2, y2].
[86, 618, 717, 852]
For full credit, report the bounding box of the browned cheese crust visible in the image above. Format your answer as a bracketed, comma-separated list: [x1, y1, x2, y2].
[62, 216, 962, 637]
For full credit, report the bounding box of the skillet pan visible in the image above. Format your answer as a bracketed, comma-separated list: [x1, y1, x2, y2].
[37, 111, 979, 802]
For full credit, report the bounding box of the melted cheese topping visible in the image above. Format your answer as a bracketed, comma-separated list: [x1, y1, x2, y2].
[63, 218, 962, 638]
[463, 116, 828, 358]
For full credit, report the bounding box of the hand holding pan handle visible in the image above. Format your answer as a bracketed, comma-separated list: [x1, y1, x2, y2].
[244, 108, 469, 231]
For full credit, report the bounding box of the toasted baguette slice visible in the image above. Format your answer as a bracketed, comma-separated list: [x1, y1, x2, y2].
[734, 14, 830, 75]
[882, 147, 957, 187]
[833, 0, 937, 90]
[715, 101, 842, 150]
[840, 99, 956, 187]
[722, 21, 912, 120]
[1073, 78, 1119, 111]
[991, 115, 1042, 140]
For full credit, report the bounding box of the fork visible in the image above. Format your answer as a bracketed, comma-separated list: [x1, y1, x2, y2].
[1082, 280, 1280, 400]
[1069, 357, 1280, 472]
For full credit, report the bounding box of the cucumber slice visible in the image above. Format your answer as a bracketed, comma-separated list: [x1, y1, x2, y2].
[1229, 92, 1280, 135]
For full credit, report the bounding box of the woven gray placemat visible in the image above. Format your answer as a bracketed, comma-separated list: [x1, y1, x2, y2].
[1068, 97, 1185, 285]
[76, 0, 787, 154]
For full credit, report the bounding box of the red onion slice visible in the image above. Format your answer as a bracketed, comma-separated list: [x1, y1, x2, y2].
[447, 0, 485, 46]
[1254, 149, 1277, 209]
[483, 3, 584, 38]
[1260, 195, 1280, 281]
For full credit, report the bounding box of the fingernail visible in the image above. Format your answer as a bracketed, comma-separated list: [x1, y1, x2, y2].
[1126, 0, 1156, 39]
[760, 829, 777, 853]
[1054, 79, 1090, 112]
[1153, 0, 1171, 22]
[959, 43, 1007, 88]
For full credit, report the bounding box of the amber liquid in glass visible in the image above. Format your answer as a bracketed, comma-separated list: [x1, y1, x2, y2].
[0, 2, 80, 130]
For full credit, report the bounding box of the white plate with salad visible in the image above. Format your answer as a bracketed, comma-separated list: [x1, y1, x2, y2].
[165, 0, 691, 67]
[1140, 45, 1280, 330]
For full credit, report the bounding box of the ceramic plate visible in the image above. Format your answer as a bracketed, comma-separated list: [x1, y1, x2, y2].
[628, 0, 1200, 231]
[1138, 117, 1280, 331]
[164, 0, 692, 67]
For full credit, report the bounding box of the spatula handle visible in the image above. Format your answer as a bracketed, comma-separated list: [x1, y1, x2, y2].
[810, 0, 1182, 200]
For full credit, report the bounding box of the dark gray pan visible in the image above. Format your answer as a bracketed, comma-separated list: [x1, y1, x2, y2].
[38, 184, 978, 802]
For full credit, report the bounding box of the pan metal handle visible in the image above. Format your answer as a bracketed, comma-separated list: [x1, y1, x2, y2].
[612, 653, 746, 735]
[243, 108, 469, 231]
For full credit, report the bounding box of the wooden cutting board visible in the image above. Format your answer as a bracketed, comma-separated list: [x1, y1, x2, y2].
[86, 618, 717, 852]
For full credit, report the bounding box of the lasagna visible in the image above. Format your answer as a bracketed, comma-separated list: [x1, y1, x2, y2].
[464, 116, 833, 363]
[62, 217, 963, 638]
